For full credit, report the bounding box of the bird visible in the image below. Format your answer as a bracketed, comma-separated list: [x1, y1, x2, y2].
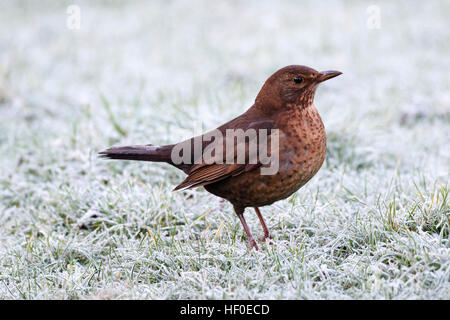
[99, 65, 342, 250]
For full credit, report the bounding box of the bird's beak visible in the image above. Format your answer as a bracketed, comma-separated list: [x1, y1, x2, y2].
[317, 70, 342, 82]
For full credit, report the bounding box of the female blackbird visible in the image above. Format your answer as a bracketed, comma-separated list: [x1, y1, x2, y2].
[100, 65, 342, 250]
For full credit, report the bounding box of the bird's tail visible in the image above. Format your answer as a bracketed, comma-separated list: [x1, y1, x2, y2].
[99, 144, 173, 163]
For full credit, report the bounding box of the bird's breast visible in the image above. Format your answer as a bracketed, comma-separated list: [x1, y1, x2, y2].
[276, 104, 327, 190]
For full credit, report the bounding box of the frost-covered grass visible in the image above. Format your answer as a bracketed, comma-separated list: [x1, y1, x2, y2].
[0, 0, 449, 299]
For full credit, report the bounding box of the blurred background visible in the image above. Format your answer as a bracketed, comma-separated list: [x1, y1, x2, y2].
[0, 0, 448, 299]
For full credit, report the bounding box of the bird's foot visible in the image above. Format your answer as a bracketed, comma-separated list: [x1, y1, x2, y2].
[259, 234, 272, 243]
[249, 239, 259, 251]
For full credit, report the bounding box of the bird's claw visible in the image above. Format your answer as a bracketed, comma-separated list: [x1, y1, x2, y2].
[259, 234, 272, 243]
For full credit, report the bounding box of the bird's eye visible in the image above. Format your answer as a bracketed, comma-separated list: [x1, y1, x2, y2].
[294, 76, 303, 84]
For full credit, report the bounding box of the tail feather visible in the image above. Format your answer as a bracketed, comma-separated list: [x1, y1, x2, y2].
[99, 144, 172, 163]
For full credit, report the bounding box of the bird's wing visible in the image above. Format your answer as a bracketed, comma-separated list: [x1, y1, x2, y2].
[173, 119, 275, 190]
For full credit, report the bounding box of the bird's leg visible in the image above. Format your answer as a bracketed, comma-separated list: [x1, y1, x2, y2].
[234, 206, 258, 251]
[254, 207, 271, 242]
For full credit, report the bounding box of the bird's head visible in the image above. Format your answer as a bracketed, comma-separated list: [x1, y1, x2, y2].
[255, 65, 342, 113]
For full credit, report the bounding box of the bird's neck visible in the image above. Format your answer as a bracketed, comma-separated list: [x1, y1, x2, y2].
[254, 89, 317, 115]
[297, 90, 316, 108]
[285, 101, 315, 113]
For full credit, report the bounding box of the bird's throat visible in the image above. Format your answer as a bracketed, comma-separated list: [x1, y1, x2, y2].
[297, 89, 316, 108]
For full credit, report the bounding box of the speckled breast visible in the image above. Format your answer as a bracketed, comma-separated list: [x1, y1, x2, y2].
[205, 105, 327, 208]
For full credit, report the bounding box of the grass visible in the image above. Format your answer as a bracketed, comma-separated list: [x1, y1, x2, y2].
[0, 0, 449, 299]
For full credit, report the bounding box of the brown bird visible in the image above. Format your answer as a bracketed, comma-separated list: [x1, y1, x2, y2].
[100, 65, 341, 250]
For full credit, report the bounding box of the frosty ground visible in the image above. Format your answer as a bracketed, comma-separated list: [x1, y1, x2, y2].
[0, 0, 449, 299]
